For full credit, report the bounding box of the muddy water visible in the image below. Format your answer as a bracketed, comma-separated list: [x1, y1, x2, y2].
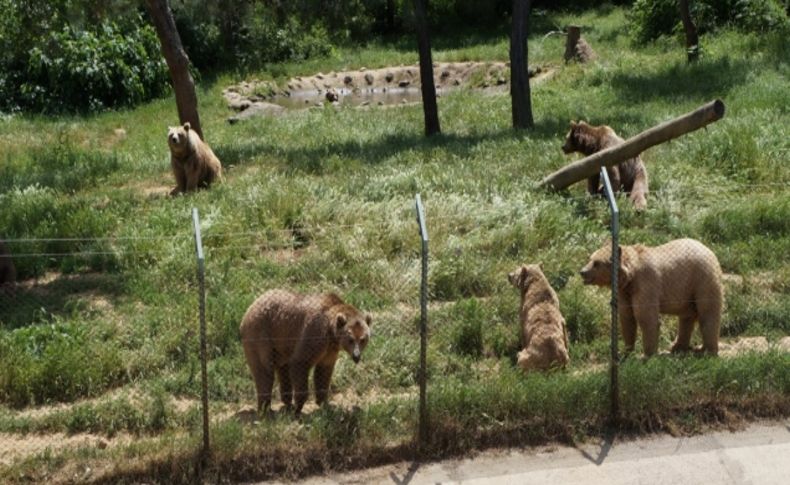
[269, 87, 429, 109]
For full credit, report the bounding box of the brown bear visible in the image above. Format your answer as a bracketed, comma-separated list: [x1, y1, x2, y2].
[562, 121, 649, 210]
[580, 238, 723, 356]
[239, 289, 372, 414]
[508, 264, 570, 372]
[0, 240, 16, 297]
[167, 122, 223, 195]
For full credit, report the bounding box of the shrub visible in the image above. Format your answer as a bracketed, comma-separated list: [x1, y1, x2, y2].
[628, 0, 789, 44]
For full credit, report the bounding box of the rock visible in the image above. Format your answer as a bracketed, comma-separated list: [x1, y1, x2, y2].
[364, 73, 374, 85]
[314, 102, 323, 108]
[453, 79, 461, 86]
[496, 77, 507, 85]
[227, 102, 285, 124]
[777, 336, 790, 352]
[305, 99, 311, 104]
[316, 73, 324, 80]
[325, 89, 339, 102]
[361, 101, 370, 106]
[343, 75, 353, 85]
[398, 80, 411, 88]
[720, 336, 770, 357]
[287, 83, 295, 91]
[360, 67, 367, 72]
[401, 99, 408, 104]
[385, 72, 394, 83]
[377, 101, 384, 106]
[113, 128, 127, 139]
[440, 70, 451, 79]
[406, 69, 413, 76]
[228, 98, 252, 111]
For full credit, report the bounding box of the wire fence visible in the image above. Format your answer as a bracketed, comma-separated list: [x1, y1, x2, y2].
[0, 188, 788, 479]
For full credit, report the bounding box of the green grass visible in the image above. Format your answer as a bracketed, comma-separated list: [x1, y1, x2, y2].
[0, 5, 789, 483]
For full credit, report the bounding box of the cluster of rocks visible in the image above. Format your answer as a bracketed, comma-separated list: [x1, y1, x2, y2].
[222, 61, 550, 122]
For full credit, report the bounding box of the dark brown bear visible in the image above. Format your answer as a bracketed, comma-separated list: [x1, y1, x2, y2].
[562, 121, 649, 210]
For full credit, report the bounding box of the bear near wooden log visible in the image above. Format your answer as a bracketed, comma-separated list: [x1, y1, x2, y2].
[540, 99, 726, 192]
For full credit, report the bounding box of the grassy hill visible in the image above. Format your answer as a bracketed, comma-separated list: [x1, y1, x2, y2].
[0, 7, 788, 483]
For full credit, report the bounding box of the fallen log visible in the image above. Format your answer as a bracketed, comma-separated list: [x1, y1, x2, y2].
[540, 99, 725, 191]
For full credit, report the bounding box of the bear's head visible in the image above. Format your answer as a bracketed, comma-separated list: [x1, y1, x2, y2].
[508, 263, 545, 292]
[579, 241, 632, 287]
[562, 120, 600, 155]
[334, 307, 372, 364]
[167, 122, 193, 157]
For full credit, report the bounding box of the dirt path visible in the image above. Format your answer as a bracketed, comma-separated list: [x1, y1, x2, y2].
[263, 420, 790, 485]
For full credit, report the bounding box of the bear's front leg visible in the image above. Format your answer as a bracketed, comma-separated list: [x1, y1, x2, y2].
[670, 314, 696, 353]
[634, 305, 660, 357]
[290, 361, 311, 415]
[314, 363, 336, 406]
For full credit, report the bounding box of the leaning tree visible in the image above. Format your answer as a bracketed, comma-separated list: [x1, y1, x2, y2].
[679, 0, 700, 62]
[145, 0, 204, 139]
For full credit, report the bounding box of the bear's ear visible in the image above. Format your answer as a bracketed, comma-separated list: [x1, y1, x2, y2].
[365, 314, 372, 327]
[570, 120, 578, 128]
[518, 266, 529, 288]
[183, 122, 191, 131]
[335, 314, 347, 330]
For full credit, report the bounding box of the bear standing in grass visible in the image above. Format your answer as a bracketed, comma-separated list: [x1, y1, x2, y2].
[167, 122, 222, 195]
[508, 264, 570, 372]
[239, 289, 372, 414]
[562, 120, 649, 210]
[580, 238, 722, 356]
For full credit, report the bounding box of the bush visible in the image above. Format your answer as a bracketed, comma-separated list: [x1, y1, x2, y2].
[629, 0, 789, 44]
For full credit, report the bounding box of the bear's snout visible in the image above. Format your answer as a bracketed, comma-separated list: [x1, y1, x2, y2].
[561, 141, 574, 154]
[579, 267, 594, 285]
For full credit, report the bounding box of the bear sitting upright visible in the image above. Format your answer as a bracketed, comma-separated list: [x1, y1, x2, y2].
[580, 238, 723, 356]
[508, 264, 570, 372]
[239, 289, 372, 415]
[167, 122, 223, 195]
[562, 120, 649, 210]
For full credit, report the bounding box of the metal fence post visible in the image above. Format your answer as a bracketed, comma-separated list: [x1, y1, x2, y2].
[600, 169, 620, 424]
[192, 208, 210, 457]
[414, 194, 429, 448]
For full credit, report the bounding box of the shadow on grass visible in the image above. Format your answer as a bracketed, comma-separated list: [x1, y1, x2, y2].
[610, 56, 752, 102]
[0, 272, 125, 330]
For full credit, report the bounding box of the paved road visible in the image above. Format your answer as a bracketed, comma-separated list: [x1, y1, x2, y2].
[266, 420, 790, 485]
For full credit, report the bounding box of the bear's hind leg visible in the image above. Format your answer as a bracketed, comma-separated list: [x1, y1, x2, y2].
[671, 314, 696, 353]
[314, 363, 336, 406]
[243, 346, 274, 412]
[276, 365, 293, 409]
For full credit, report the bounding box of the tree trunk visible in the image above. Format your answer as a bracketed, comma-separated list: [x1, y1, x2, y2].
[387, 0, 396, 32]
[564, 25, 581, 63]
[540, 100, 725, 191]
[413, 0, 441, 136]
[679, 0, 700, 62]
[145, 0, 204, 140]
[510, 0, 534, 130]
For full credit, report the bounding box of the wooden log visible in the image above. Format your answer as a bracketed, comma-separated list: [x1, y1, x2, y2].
[540, 99, 725, 191]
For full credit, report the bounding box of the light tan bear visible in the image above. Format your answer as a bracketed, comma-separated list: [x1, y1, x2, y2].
[562, 121, 649, 210]
[239, 289, 372, 414]
[580, 238, 723, 356]
[167, 122, 222, 195]
[0, 240, 16, 297]
[508, 264, 570, 372]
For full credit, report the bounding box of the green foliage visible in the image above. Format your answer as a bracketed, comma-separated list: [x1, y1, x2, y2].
[0, 2, 169, 113]
[629, 0, 789, 44]
[0, 321, 125, 407]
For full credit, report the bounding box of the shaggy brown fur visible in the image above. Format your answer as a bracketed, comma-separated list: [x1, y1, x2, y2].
[239, 290, 372, 414]
[580, 238, 723, 356]
[562, 121, 649, 210]
[508, 264, 570, 372]
[167, 122, 223, 195]
[0, 240, 16, 297]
